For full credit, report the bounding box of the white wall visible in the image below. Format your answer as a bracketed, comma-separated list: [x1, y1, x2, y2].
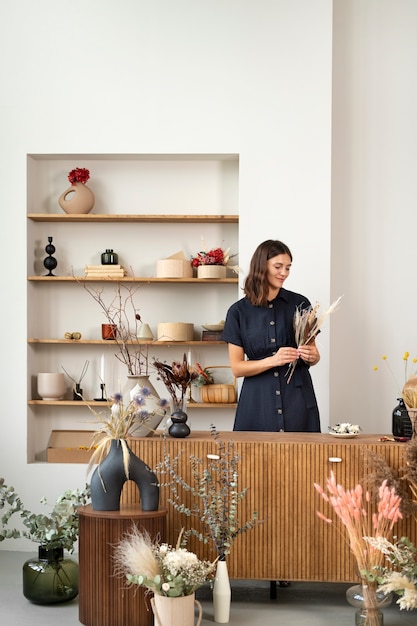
[331, 0, 417, 432]
[0, 0, 333, 549]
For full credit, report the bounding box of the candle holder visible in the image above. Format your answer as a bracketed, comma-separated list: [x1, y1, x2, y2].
[94, 383, 106, 401]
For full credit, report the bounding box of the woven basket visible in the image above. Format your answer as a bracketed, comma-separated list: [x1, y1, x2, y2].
[200, 366, 237, 403]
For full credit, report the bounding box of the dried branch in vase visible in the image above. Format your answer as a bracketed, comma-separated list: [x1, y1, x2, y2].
[78, 279, 151, 375]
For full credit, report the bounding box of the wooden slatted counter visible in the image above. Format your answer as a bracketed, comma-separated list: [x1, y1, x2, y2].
[122, 432, 416, 583]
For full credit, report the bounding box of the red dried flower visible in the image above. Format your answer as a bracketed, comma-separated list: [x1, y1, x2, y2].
[191, 247, 230, 268]
[68, 168, 90, 185]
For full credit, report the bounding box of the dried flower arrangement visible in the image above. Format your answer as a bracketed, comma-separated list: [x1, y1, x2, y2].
[286, 296, 342, 383]
[85, 388, 168, 479]
[314, 472, 402, 626]
[80, 281, 151, 375]
[156, 426, 261, 560]
[364, 535, 417, 610]
[192, 363, 214, 387]
[68, 167, 90, 185]
[191, 246, 235, 268]
[114, 528, 216, 597]
[153, 353, 195, 411]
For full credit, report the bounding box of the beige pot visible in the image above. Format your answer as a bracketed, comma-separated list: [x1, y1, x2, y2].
[197, 265, 226, 279]
[58, 182, 95, 214]
[37, 373, 66, 400]
[151, 594, 202, 626]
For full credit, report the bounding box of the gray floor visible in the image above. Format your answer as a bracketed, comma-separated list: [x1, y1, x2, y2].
[1, 550, 415, 625]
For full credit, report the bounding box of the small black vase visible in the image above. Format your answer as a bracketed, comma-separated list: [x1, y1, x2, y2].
[90, 439, 159, 511]
[22, 546, 78, 604]
[392, 398, 412, 439]
[168, 408, 191, 438]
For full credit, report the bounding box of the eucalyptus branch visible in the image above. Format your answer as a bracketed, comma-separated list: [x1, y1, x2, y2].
[156, 426, 262, 559]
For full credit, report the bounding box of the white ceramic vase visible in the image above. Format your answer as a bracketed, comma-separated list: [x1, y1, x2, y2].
[121, 375, 166, 436]
[37, 373, 66, 400]
[213, 559, 231, 623]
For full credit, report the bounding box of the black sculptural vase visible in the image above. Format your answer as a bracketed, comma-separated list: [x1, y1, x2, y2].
[392, 398, 412, 439]
[90, 439, 159, 511]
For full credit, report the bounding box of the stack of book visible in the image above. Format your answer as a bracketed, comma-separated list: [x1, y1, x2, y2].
[84, 264, 127, 278]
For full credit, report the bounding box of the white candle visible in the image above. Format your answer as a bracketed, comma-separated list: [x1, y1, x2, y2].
[100, 355, 105, 382]
[188, 350, 192, 367]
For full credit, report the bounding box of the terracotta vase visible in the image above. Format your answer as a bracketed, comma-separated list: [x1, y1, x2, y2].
[58, 182, 95, 214]
[151, 593, 202, 626]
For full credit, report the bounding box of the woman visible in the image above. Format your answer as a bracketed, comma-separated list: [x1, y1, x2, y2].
[221, 239, 320, 432]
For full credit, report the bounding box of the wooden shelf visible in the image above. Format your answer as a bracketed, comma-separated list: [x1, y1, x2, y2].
[29, 400, 233, 408]
[186, 402, 237, 409]
[28, 338, 225, 345]
[28, 276, 238, 283]
[28, 400, 108, 406]
[27, 213, 238, 223]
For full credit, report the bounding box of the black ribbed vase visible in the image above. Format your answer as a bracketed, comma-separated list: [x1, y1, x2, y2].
[90, 439, 159, 511]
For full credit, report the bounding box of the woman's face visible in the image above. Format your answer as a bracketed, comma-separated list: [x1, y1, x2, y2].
[266, 253, 292, 293]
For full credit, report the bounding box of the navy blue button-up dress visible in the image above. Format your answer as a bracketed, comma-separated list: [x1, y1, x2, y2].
[221, 288, 320, 432]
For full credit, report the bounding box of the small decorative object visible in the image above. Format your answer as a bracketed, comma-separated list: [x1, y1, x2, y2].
[314, 473, 403, 626]
[198, 365, 237, 404]
[64, 331, 82, 340]
[58, 167, 94, 215]
[61, 360, 89, 401]
[153, 354, 195, 437]
[101, 248, 119, 264]
[101, 323, 117, 339]
[191, 243, 237, 279]
[328, 422, 361, 438]
[37, 372, 66, 400]
[43, 236, 57, 276]
[114, 527, 215, 626]
[0, 478, 90, 604]
[84, 263, 126, 278]
[402, 376, 417, 439]
[137, 322, 154, 340]
[156, 250, 193, 278]
[85, 388, 168, 511]
[287, 296, 342, 383]
[157, 426, 261, 623]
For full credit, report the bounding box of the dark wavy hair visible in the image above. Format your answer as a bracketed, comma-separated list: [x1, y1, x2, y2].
[244, 240, 292, 306]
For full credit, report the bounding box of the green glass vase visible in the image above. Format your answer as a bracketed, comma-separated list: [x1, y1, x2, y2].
[22, 546, 78, 604]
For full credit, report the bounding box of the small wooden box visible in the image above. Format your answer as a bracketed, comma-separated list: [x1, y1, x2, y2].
[157, 322, 194, 341]
[156, 259, 193, 278]
[47, 430, 99, 463]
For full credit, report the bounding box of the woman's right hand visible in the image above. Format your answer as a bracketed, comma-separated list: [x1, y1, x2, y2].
[275, 346, 299, 367]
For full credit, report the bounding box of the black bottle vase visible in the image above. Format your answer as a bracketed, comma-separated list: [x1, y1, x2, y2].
[90, 439, 159, 511]
[392, 397, 412, 439]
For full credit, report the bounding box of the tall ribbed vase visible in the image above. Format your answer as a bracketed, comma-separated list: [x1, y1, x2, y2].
[123, 375, 166, 436]
[213, 559, 231, 623]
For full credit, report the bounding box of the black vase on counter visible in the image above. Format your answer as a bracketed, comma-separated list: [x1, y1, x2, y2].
[392, 397, 412, 439]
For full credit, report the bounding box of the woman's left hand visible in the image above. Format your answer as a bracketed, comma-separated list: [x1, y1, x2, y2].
[298, 344, 320, 366]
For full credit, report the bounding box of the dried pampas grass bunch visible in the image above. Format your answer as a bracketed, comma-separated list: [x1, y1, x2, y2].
[286, 295, 342, 383]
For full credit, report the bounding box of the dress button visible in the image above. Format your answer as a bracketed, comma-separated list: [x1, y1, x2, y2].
[271, 338, 276, 343]
[274, 371, 279, 377]
[270, 320, 275, 326]
[269, 303, 273, 308]
[279, 428, 284, 432]
[276, 390, 281, 395]
[278, 409, 283, 414]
